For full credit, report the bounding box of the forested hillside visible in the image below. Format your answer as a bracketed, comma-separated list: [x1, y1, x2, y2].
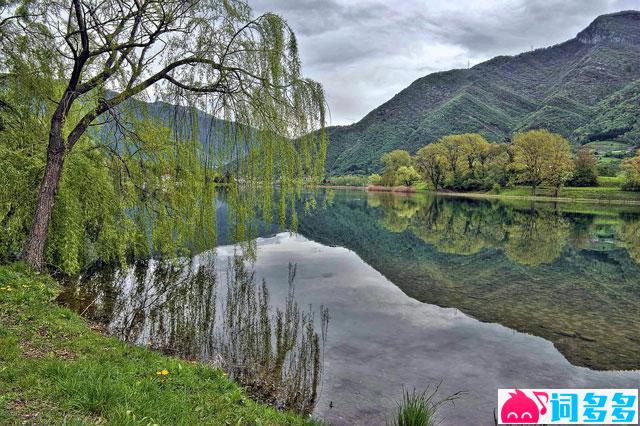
[324, 11, 640, 175]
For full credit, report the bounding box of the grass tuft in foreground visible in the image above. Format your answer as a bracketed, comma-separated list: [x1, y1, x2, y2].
[0, 262, 315, 425]
[390, 383, 463, 426]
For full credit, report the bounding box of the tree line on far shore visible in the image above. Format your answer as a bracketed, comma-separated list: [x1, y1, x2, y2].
[366, 130, 640, 194]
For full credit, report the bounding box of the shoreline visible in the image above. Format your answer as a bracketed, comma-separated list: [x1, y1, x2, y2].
[0, 263, 313, 425]
[431, 190, 640, 206]
[316, 185, 640, 206]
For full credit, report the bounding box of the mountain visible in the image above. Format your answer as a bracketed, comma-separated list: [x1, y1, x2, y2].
[96, 93, 250, 168]
[324, 11, 640, 175]
[100, 94, 231, 151]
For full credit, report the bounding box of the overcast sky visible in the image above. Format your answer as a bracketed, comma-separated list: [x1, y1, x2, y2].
[249, 0, 640, 126]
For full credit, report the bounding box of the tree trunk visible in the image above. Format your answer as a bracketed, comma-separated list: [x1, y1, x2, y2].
[23, 128, 66, 271]
[531, 184, 536, 195]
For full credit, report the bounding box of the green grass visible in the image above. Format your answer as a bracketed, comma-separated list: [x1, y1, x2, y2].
[390, 384, 462, 426]
[0, 263, 314, 426]
[496, 185, 640, 202]
[583, 140, 630, 153]
[412, 182, 640, 204]
[597, 175, 624, 187]
[391, 388, 435, 426]
[597, 156, 623, 164]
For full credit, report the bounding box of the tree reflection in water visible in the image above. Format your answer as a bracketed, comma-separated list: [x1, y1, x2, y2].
[297, 190, 640, 370]
[59, 253, 329, 415]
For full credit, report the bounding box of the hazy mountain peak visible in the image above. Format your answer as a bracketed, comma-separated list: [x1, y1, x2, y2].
[577, 10, 640, 45]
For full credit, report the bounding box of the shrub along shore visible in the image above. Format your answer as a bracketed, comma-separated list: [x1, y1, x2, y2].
[0, 263, 315, 426]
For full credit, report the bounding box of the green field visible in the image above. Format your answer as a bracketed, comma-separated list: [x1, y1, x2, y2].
[583, 140, 631, 153]
[597, 175, 625, 187]
[0, 263, 312, 426]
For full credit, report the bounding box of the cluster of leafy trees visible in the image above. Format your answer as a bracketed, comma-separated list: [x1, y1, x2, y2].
[0, 0, 326, 274]
[321, 175, 369, 186]
[622, 154, 640, 191]
[369, 130, 606, 195]
[368, 149, 421, 187]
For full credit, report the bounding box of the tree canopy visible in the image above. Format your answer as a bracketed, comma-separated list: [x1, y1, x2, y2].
[380, 149, 413, 186]
[0, 0, 326, 272]
[513, 130, 573, 195]
[570, 147, 598, 187]
[415, 143, 447, 190]
[371, 129, 598, 195]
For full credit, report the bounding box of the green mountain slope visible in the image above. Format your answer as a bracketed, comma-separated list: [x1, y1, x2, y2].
[325, 10, 640, 175]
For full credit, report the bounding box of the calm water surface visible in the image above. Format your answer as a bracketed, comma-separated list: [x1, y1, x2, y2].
[60, 190, 640, 425]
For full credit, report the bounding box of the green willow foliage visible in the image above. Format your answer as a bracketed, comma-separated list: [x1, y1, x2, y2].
[0, 73, 218, 272]
[0, 1, 327, 274]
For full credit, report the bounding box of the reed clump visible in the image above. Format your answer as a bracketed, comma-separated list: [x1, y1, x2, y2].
[390, 382, 463, 426]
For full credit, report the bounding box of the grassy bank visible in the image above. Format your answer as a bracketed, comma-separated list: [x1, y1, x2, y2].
[337, 179, 640, 205]
[468, 185, 640, 205]
[420, 187, 640, 206]
[0, 263, 314, 425]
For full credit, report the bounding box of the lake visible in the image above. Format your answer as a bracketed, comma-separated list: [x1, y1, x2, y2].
[59, 189, 640, 425]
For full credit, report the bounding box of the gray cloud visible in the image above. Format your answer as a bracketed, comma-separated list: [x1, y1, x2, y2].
[249, 0, 640, 125]
[422, 0, 637, 54]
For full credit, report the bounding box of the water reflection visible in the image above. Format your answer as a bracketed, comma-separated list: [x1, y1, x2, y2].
[59, 189, 640, 424]
[60, 252, 328, 415]
[212, 234, 640, 425]
[297, 191, 640, 370]
[368, 193, 631, 266]
[62, 257, 218, 359]
[72, 191, 640, 371]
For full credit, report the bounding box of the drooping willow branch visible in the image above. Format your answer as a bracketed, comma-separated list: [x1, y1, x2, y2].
[0, 0, 327, 270]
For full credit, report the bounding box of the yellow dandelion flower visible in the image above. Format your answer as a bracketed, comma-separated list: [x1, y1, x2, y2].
[161, 369, 169, 376]
[156, 371, 162, 375]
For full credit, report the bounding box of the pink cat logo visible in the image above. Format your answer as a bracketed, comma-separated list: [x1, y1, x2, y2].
[500, 389, 548, 424]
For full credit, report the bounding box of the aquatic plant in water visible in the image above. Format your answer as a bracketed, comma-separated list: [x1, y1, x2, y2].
[390, 383, 463, 426]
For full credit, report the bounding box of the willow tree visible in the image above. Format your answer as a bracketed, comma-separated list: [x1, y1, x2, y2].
[0, 0, 326, 270]
[438, 135, 467, 184]
[415, 143, 447, 190]
[512, 130, 553, 195]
